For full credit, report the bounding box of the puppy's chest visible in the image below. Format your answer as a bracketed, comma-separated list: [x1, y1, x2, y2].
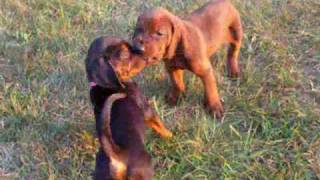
[167, 56, 188, 69]
[166, 45, 190, 70]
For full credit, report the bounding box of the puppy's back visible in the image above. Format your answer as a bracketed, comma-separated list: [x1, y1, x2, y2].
[110, 97, 146, 148]
[94, 95, 150, 179]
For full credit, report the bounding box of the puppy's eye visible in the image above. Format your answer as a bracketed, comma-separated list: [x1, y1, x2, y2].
[156, 31, 165, 36]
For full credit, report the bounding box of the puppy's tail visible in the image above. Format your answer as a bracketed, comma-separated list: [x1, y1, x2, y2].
[100, 93, 127, 160]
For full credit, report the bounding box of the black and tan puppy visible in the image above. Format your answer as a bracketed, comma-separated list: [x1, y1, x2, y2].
[86, 36, 172, 138]
[132, 0, 243, 119]
[94, 82, 154, 180]
[85, 36, 172, 179]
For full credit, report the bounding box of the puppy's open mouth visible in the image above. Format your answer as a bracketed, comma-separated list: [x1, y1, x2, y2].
[145, 57, 160, 65]
[143, 56, 158, 63]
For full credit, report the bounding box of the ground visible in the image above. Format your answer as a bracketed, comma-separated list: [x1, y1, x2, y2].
[0, 0, 319, 179]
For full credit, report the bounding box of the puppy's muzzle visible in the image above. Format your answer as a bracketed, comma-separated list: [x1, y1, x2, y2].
[132, 40, 145, 54]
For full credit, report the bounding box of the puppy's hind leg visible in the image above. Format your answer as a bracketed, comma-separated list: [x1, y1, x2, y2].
[227, 15, 243, 78]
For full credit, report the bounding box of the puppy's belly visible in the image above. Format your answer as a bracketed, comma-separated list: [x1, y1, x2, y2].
[166, 56, 189, 70]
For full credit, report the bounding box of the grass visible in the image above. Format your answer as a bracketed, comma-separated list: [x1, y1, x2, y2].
[0, 0, 319, 179]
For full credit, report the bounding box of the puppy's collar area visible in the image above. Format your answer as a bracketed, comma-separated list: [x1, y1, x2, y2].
[89, 82, 97, 88]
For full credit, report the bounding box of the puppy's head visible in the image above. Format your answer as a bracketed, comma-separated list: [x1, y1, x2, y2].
[86, 40, 147, 89]
[107, 42, 148, 82]
[132, 8, 181, 62]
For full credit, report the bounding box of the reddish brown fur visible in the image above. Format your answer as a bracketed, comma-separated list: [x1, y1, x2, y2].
[132, 0, 243, 119]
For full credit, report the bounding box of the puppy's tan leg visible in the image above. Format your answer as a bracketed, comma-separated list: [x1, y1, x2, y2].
[165, 63, 186, 105]
[227, 17, 243, 78]
[143, 107, 173, 138]
[192, 60, 224, 119]
[145, 115, 172, 138]
[138, 97, 172, 138]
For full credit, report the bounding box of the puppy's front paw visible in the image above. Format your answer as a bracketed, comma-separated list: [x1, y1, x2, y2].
[165, 90, 179, 106]
[205, 102, 224, 120]
[228, 69, 241, 79]
[161, 129, 173, 139]
[227, 64, 241, 79]
[145, 116, 173, 138]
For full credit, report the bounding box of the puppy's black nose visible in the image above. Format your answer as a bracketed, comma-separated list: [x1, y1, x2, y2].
[132, 44, 145, 54]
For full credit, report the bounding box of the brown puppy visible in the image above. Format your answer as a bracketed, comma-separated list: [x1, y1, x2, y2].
[132, 0, 243, 119]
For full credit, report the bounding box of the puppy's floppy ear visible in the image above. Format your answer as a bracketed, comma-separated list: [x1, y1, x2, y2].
[166, 12, 182, 59]
[90, 57, 122, 89]
[105, 41, 131, 60]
